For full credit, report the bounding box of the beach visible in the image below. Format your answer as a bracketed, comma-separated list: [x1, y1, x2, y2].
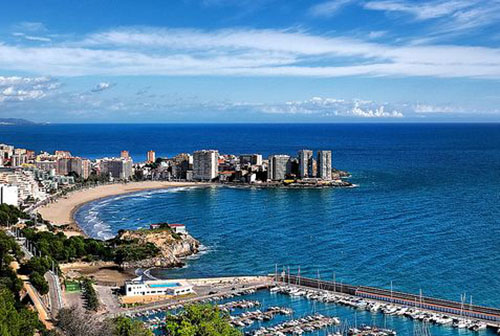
[37, 181, 206, 233]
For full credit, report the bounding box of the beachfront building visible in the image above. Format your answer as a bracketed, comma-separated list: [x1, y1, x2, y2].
[56, 157, 91, 179]
[0, 184, 18, 206]
[147, 150, 156, 163]
[125, 276, 194, 297]
[317, 150, 332, 180]
[239, 154, 263, 166]
[99, 157, 133, 180]
[268, 155, 291, 181]
[193, 150, 218, 181]
[298, 149, 313, 178]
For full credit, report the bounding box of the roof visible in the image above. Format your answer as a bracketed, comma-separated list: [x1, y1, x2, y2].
[168, 223, 185, 227]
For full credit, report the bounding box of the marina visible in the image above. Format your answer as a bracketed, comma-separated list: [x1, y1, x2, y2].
[121, 274, 499, 335]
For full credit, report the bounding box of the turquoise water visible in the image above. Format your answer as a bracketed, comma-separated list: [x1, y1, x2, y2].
[149, 283, 181, 288]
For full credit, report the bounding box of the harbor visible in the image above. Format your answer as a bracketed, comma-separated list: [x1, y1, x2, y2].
[113, 273, 500, 335]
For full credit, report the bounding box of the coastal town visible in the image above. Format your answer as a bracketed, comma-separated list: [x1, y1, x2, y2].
[0, 143, 352, 210]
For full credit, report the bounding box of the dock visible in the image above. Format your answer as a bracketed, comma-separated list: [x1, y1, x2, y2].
[276, 273, 500, 330]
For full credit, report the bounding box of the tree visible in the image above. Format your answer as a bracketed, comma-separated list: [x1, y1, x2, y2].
[0, 287, 41, 336]
[57, 307, 112, 336]
[165, 304, 241, 336]
[29, 271, 49, 295]
[113, 316, 153, 336]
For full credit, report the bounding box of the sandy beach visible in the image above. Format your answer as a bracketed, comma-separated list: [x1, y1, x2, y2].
[37, 181, 206, 233]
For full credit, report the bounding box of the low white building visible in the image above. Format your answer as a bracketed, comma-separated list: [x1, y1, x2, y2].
[0, 184, 18, 206]
[168, 223, 187, 234]
[125, 276, 194, 297]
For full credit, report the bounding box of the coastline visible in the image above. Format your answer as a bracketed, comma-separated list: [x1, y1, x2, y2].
[37, 181, 208, 237]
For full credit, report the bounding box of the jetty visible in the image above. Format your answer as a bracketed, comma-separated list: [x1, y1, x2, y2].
[274, 273, 500, 331]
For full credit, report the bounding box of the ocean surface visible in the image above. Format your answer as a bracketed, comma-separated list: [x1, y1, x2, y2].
[2, 123, 499, 335]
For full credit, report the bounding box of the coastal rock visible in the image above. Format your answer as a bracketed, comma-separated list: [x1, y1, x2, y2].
[115, 228, 200, 269]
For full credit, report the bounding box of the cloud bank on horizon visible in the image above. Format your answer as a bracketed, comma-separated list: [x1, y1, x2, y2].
[0, 0, 499, 122]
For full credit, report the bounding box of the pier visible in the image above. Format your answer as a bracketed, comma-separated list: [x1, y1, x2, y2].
[276, 273, 500, 328]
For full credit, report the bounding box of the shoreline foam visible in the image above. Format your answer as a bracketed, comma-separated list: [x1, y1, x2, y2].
[37, 181, 208, 236]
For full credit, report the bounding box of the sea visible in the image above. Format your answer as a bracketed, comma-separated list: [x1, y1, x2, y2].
[2, 123, 499, 335]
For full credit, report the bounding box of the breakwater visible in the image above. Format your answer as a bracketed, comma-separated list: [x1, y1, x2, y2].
[276, 273, 500, 328]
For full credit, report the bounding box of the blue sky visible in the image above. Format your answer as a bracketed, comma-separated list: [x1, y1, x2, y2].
[0, 0, 499, 122]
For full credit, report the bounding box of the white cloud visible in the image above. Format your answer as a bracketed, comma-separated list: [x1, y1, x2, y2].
[0, 76, 59, 103]
[12, 32, 51, 43]
[363, 0, 473, 20]
[363, 0, 500, 38]
[0, 27, 499, 78]
[91, 82, 114, 92]
[308, 0, 354, 17]
[258, 97, 404, 118]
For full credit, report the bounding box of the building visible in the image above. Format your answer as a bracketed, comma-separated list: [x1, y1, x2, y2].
[239, 154, 263, 166]
[35, 160, 57, 173]
[125, 276, 194, 297]
[99, 158, 133, 180]
[120, 150, 130, 159]
[56, 157, 91, 179]
[193, 150, 218, 181]
[0, 184, 18, 206]
[54, 150, 72, 158]
[11, 154, 28, 167]
[0, 168, 47, 203]
[147, 150, 156, 163]
[168, 223, 187, 234]
[268, 155, 290, 181]
[0, 144, 14, 160]
[298, 149, 313, 178]
[317, 150, 332, 180]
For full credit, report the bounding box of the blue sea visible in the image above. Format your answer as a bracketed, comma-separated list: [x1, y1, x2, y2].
[2, 123, 499, 335]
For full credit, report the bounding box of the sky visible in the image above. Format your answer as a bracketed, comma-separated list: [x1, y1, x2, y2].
[0, 0, 499, 123]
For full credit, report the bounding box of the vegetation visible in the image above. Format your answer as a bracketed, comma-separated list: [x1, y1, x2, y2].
[57, 307, 110, 336]
[112, 316, 153, 336]
[29, 271, 49, 295]
[165, 304, 241, 336]
[0, 287, 42, 336]
[0, 232, 45, 336]
[0, 204, 29, 227]
[20, 228, 159, 265]
[114, 241, 159, 265]
[58, 307, 152, 336]
[81, 278, 99, 311]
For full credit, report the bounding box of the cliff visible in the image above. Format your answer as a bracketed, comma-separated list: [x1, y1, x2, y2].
[114, 227, 200, 269]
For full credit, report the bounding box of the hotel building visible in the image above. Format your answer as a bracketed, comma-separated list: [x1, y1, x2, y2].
[317, 150, 332, 180]
[193, 150, 218, 181]
[268, 155, 291, 181]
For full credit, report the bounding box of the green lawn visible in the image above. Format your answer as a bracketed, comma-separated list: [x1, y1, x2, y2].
[65, 280, 81, 292]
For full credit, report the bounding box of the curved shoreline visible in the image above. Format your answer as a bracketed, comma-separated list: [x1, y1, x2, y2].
[37, 181, 209, 236]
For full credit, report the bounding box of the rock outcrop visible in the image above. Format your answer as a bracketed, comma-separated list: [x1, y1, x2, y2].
[116, 227, 200, 269]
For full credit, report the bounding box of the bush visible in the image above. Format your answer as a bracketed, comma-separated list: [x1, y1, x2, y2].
[82, 278, 99, 311]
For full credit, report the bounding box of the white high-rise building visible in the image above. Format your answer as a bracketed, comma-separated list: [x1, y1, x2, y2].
[298, 149, 313, 178]
[268, 155, 290, 181]
[0, 184, 18, 206]
[317, 150, 332, 180]
[193, 150, 219, 181]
